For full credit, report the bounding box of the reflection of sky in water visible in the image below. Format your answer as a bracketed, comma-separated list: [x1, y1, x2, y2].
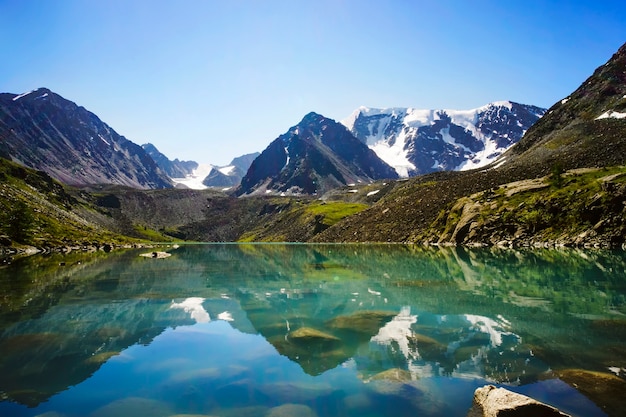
[170, 297, 234, 323]
[170, 297, 210, 323]
[38, 317, 598, 417]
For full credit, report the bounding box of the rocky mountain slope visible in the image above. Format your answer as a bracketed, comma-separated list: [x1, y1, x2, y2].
[2, 43, 625, 251]
[0, 88, 172, 189]
[312, 42, 626, 246]
[141, 143, 198, 178]
[343, 101, 545, 177]
[236, 112, 398, 196]
[502, 42, 626, 173]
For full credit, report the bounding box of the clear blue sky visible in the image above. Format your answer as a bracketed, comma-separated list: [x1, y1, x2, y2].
[2, 0, 625, 166]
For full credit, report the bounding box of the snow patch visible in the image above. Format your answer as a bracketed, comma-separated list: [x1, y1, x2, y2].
[440, 126, 470, 152]
[171, 164, 213, 190]
[284, 147, 290, 168]
[98, 134, 110, 146]
[456, 136, 502, 170]
[369, 141, 415, 178]
[489, 100, 513, 110]
[490, 157, 508, 170]
[12, 89, 37, 101]
[561, 98, 569, 104]
[596, 110, 626, 120]
[218, 165, 235, 175]
[366, 189, 380, 196]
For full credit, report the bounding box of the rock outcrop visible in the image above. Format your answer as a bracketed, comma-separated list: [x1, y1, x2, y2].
[467, 385, 570, 417]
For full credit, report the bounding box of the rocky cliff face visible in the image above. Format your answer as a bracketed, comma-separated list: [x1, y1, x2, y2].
[236, 112, 398, 196]
[0, 88, 172, 189]
[343, 102, 545, 177]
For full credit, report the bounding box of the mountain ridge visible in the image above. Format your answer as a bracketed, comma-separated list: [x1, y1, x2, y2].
[236, 112, 398, 196]
[312, 42, 626, 246]
[141, 143, 198, 179]
[2, 43, 625, 251]
[0, 88, 172, 189]
[342, 101, 546, 177]
[201, 152, 260, 188]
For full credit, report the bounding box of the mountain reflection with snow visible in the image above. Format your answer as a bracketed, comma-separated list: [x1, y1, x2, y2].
[0, 244, 624, 417]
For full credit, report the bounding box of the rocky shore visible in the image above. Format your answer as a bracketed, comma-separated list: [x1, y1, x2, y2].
[0, 239, 168, 261]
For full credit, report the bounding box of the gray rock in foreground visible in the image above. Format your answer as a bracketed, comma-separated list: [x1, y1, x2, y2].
[467, 385, 570, 417]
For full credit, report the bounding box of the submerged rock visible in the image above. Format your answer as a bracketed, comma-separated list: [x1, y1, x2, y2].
[258, 381, 334, 404]
[168, 414, 216, 417]
[84, 351, 119, 365]
[266, 403, 318, 417]
[269, 334, 349, 375]
[556, 369, 626, 417]
[91, 397, 172, 417]
[288, 327, 340, 344]
[217, 406, 269, 417]
[367, 367, 413, 383]
[343, 392, 372, 411]
[326, 310, 397, 334]
[407, 333, 446, 359]
[467, 385, 570, 417]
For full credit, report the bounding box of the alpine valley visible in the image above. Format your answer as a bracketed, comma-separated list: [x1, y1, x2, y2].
[1, 42, 626, 253]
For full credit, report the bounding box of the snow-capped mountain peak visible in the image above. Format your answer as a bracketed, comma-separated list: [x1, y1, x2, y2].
[342, 101, 546, 177]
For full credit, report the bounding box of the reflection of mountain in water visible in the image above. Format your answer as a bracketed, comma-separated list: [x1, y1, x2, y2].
[0, 244, 625, 406]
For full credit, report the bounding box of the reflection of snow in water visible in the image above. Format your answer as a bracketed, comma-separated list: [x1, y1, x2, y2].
[464, 314, 518, 347]
[369, 308, 524, 381]
[170, 297, 210, 323]
[371, 306, 417, 360]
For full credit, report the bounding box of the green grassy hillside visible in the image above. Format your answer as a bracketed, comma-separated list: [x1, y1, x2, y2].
[0, 158, 144, 253]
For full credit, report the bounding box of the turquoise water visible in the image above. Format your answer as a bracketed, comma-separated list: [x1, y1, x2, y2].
[0, 244, 625, 416]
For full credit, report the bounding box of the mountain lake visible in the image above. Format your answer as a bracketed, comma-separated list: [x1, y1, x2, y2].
[0, 243, 625, 417]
